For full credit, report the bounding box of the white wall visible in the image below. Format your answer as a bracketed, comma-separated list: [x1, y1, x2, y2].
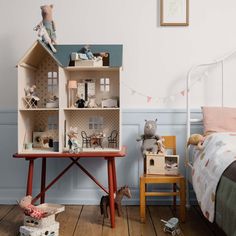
[1, 0, 236, 110]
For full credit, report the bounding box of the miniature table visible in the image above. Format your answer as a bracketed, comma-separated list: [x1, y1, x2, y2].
[13, 147, 127, 228]
[90, 134, 104, 148]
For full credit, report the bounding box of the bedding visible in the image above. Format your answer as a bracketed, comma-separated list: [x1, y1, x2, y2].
[192, 132, 236, 222]
[202, 106, 236, 134]
[216, 173, 236, 236]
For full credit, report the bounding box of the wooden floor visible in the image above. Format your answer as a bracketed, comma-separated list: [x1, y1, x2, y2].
[0, 205, 226, 236]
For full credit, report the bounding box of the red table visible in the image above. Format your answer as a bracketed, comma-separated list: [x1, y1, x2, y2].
[13, 147, 126, 228]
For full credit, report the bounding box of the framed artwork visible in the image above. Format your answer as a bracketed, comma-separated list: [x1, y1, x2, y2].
[160, 0, 189, 26]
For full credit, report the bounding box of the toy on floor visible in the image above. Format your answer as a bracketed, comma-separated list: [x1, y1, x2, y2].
[100, 185, 131, 218]
[187, 134, 205, 150]
[18, 196, 65, 236]
[136, 119, 161, 156]
[18, 195, 54, 219]
[161, 217, 181, 236]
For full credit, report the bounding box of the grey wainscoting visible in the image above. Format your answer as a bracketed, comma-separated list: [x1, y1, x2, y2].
[0, 109, 202, 204]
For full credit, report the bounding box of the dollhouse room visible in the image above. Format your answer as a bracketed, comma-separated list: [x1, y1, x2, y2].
[0, 1, 236, 236]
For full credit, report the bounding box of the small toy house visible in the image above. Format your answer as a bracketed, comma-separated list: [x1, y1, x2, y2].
[17, 41, 123, 153]
[146, 154, 179, 175]
[19, 203, 64, 236]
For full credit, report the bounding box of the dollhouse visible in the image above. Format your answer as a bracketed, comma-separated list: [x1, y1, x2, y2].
[146, 154, 179, 175]
[17, 41, 123, 153]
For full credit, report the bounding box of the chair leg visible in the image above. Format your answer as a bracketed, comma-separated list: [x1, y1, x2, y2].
[173, 183, 176, 211]
[179, 178, 186, 222]
[140, 177, 146, 223]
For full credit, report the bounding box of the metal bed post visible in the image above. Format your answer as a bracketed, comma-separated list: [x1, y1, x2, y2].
[185, 49, 236, 208]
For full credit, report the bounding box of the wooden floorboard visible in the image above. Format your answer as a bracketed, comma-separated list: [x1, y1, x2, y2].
[56, 205, 82, 236]
[127, 206, 156, 236]
[102, 206, 129, 236]
[0, 205, 15, 222]
[179, 206, 214, 236]
[0, 204, 228, 236]
[194, 205, 227, 236]
[73, 205, 103, 236]
[149, 206, 184, 236]
[0, 205, 23, 236]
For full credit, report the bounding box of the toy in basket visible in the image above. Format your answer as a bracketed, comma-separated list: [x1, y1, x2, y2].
[146, 154, 179, 175]
[18, 195, 64, 236]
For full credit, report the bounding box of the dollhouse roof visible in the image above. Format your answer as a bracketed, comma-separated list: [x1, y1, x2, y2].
[18, 40, 123, 68]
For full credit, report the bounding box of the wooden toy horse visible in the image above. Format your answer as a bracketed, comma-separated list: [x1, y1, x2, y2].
[100, 185, 131, 218]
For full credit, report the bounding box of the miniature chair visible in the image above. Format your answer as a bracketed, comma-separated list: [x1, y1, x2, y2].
[107, 130, 118, 148]
[140, 136, 186, 223]
[81, 131, 91, 148]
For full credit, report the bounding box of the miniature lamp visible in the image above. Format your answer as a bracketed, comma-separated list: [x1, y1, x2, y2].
[68, 80, 77, 108]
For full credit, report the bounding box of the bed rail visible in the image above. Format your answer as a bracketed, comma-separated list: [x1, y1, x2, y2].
[185, 49, 236, 206]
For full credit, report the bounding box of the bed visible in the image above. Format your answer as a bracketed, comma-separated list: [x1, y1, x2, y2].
[186, 52, 236, 236]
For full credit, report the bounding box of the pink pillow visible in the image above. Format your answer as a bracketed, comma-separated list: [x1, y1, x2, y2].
[202, 107, 236, 134]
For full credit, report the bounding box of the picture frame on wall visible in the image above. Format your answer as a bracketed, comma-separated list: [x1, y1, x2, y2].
[160, 0, 189, 26]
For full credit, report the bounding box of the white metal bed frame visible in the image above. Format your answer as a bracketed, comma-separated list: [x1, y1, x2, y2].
[185, 49, 236, 206]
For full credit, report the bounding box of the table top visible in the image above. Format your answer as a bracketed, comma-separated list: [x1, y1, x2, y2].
[13, 146, 127, 159]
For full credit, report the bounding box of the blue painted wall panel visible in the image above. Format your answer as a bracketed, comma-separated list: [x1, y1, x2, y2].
[0, 109, 201, 204]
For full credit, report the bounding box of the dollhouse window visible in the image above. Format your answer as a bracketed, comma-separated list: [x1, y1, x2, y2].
[150, 159, 154, 166]
[89, 116, 103, 130]
[48, 115, 58, 130]
[47, 72, 58, 96]
[100, 78, 110, 92]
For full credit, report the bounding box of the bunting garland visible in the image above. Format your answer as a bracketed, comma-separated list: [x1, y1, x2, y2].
[122, 70, 208, 104]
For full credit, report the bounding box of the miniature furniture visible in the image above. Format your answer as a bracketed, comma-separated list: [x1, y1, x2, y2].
[22, 96, 38, 109]
[17, 41, 123, 154]
[108, 130, 119, 148]
[81, 131, 92, 148]
[13, 147, 126, 228]
[90, 134, 103, 148]
[139, 136, 186, 223]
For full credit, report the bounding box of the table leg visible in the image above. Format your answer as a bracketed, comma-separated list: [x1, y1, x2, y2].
[111, 159, 117, 192]
[40, 159, 47, 204]
[26, 160, 34, 196]
[107, 159, 115, 228]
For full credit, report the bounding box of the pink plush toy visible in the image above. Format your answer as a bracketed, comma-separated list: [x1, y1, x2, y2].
[18, 195, 48, 220]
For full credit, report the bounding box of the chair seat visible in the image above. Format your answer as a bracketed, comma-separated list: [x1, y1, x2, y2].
[141, 174, 184, 183]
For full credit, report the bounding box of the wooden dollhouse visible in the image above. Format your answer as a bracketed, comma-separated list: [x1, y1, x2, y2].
[17, 41, 123, 153]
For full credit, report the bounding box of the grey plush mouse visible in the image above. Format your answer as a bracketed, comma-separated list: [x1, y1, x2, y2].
[136, 119, 161, 157]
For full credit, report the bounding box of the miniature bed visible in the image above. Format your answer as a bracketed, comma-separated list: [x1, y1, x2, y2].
[186, 50, 236, 236]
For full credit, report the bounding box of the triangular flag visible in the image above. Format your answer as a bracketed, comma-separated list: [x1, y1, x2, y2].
[147, 96, 152, 103]
[181, 90, 185, 96]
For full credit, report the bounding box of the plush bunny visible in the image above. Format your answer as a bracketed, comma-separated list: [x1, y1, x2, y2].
[40, 4, 56, 44]
[34, 5, 57, 53]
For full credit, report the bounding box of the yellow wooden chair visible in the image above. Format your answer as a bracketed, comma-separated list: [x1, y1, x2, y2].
[139, 136, 186, 223]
